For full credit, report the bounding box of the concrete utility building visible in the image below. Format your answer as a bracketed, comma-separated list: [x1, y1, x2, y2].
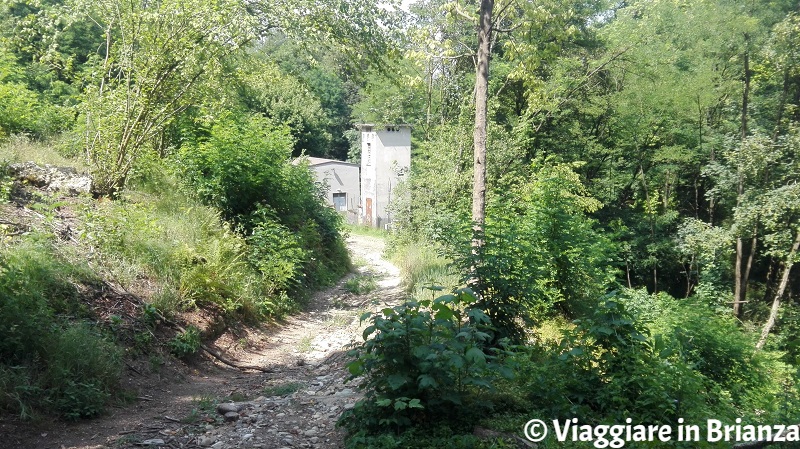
[305, 157, 360, 224]
[358, 124, 411, 229]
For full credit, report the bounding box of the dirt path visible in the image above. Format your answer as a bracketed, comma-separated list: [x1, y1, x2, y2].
[1, 234, 404, 449]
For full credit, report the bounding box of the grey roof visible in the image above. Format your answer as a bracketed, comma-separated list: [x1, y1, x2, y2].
[304, 157, 358, 167]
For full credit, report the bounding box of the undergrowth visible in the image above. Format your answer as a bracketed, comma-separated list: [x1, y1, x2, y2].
[79, 161, 308, 321]
[0, 128, 352, 421]
[344, 274, 378, 295]
[0, 238, 121, 420]
[390, 240, 459, 297]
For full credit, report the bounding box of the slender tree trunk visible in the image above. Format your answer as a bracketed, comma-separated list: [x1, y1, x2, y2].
[741, 42, 750, 141]
[426, 59, 433, 140]
[733, 231, 757, 317]
[471, 0, 493, 255]
[733, 41, 751, 316]
[756, 230, 800, 350]
[772, 70, 789, 141]
[638, 165, 658, 293]
[763, 258, 777, 303]
[734, 236, 745, 315]
[626, 260, 632, 289]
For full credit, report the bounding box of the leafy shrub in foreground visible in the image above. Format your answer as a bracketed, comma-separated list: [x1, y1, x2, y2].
[342, 289, 515, 433]
[169, 326, 202, 359]
[45, 323, 121, 420]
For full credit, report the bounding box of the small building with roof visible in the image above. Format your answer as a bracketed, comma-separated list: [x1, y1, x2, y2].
[304, 157, 360, 223]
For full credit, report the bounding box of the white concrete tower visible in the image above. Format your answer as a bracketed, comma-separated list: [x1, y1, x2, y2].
[358, 124, 411, 228]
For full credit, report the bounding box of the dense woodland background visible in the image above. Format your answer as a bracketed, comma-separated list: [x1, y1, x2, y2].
[1, 0, 800, 447]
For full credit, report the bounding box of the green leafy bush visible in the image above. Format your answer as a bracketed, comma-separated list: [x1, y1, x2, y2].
[176, 114, 350, 291]
[46, 324, 121, 420]
[177, 114, 295, 221]
[520, 295, 800, 428]
[246, 207, 307, 293]
[523, 299, 705, 423]
[169, 326, 202, 359]
[342, 289, 515, 433]
[453, 161, 616, 343]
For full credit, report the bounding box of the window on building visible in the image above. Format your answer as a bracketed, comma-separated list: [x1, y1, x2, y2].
[332, 192, 347, 211]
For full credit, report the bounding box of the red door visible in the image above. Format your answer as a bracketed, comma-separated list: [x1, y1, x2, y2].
[365, 198, 372, 226]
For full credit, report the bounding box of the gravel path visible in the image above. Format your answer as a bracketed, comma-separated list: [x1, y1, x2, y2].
[3, 233, 403, 449]
[175, 234, 404, 449]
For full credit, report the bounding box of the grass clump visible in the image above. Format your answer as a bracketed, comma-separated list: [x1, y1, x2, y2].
[263, 381, 304, 397]
[346, 223, 388, 238]
[168, 326, 202, 359]
[344, 274, 377, 295]
[391, 241, 459, 296]
[0, 239, 121, 420]
[0, 134, 85, 169]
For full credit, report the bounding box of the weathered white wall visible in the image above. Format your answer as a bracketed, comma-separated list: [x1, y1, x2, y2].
[308, 159, 360, 223]
[359, 125, 411, 228]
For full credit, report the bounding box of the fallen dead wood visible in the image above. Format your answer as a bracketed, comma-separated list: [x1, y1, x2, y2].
[198, 342, 274, 373]
[104, 281, 274, 373]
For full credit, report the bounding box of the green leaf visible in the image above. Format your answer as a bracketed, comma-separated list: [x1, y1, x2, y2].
[347, 360, 364, 376]
[434, 294, 457, 304]
[387, 374, 408, 390]
[567, 347, 584, 357]
[497, 365, 515, 379]
[408, 398, 423, 409]
[362, 325, 376, 340]
[432, 302, 454, 319]
[465, 347, 486, 365]
[417, 374, 438, 389]
[594, 326, 614, 335]
[450, 353, 466, 369]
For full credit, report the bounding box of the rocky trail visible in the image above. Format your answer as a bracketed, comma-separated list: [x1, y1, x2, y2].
[1, 234, 404, 449]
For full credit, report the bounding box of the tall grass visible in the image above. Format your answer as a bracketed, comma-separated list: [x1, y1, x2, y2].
[391, 241, 460, 298]
[0, 134, 85, 169]
[81, 164, 297, 321]
[345, 223, 389, 238]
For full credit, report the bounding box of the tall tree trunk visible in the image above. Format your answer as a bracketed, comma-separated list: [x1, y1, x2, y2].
[772, 70, 789, 141]
[471, 0, 493, 256]
[733, 40, 751, 316]
[756, 230, 800, 350]
[741, 41, 750, 141]
[734, 236, 745, 315]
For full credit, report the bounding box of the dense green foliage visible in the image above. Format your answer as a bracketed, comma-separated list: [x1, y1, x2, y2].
[2, 0, 800, 445]
[0, 239, 121, 420]
[451, 161, 615, 341]
[0, 0, 379, 420]
[342, 289, 515, 433]
[344, 0, 800, 447]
